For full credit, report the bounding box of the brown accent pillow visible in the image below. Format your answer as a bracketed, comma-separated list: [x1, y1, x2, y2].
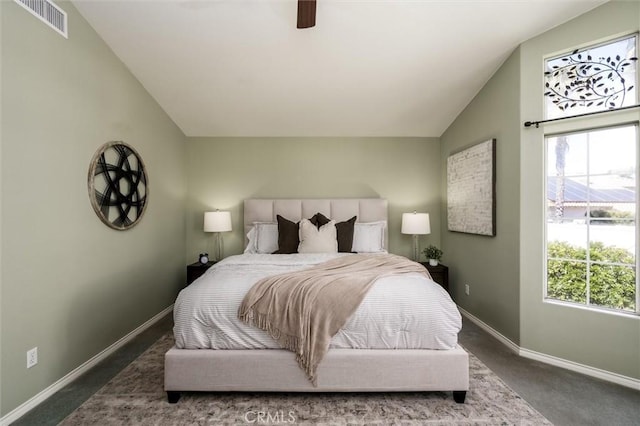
[308, 212, 325, 229]
[311, 213, 357, 253]
[273, 215, 299, 254]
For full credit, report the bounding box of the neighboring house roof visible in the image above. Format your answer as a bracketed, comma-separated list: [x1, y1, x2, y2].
[547, 177, 635, 203]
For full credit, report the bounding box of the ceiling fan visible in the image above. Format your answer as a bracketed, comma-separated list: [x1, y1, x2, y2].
[297, 0, 316, 28]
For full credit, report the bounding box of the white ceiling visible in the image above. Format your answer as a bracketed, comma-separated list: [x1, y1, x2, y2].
[73, 0, 608, 137]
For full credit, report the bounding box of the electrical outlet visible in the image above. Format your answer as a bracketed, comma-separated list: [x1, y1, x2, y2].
[27, 347, 38, 368]
[465, 284, 470, 296]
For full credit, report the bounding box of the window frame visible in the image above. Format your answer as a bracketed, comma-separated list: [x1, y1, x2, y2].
[542, 33, 640, 317]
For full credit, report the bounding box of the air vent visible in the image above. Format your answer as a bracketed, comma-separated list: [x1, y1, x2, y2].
[14, 0, 67, 38]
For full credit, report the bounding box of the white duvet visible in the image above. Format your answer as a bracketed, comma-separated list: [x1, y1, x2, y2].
[173, 253, 462, 350]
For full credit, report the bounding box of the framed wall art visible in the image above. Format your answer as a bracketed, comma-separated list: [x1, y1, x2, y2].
[88, 141, 148, 230]
[447, 138, 496, 236]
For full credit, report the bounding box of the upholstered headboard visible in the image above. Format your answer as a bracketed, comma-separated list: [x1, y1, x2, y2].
[243, 198, 388, 249]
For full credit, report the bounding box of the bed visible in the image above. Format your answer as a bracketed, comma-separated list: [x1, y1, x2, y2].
[165, 198, 469, 403]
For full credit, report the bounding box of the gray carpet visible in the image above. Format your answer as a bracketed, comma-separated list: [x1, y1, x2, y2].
[59, 333, 551, 425]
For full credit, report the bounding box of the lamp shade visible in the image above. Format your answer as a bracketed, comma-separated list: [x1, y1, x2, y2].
[401, 212, 431, 235]
[204, 211, 232, 232]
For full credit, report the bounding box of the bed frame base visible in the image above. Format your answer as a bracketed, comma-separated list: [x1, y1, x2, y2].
[166, 390, 466, 404]
[165, 346, 469, 403]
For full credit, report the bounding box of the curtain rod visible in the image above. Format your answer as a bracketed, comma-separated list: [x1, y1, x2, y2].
[524, 104, 640, 128]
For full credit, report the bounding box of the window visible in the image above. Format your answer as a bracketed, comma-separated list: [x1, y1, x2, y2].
[544, 35, 639, 315]
[545, 34, 637, 119]
[546, 126, 637, 313]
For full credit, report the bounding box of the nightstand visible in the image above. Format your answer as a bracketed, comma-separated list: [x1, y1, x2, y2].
[186, 261, 216, 285]
[420, 262, 449, 293]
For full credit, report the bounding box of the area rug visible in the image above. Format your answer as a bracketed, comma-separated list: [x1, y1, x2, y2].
[60, 334, 551, 425]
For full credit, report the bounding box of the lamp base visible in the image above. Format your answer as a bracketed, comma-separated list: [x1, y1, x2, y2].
[214, 233, 224, 261]
[412, 234, 420, 262]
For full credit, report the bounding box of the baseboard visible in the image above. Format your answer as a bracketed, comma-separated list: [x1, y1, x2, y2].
[459, 307, 640, 391]
[519, 348, 640, 390]
[459, 307, 520, 354]
[0, 305, 174, 426]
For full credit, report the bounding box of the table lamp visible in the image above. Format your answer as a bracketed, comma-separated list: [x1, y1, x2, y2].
[204, 210, 232, 261]
[401, 212, 431, 261]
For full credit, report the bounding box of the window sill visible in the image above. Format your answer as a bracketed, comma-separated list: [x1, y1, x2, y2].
[543, 298, 640, 319]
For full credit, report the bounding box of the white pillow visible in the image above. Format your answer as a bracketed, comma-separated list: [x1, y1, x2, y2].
[298, 219, 338, 253]
[246, 222, 278, 254]
[352, 221, 386, 253]
[244, 227, 257, 253]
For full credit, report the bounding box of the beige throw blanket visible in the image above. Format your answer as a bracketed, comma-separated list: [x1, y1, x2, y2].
[237, 254, 430, 385]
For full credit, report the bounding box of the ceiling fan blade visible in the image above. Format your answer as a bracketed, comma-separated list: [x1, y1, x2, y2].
[297, 0, 316, 29]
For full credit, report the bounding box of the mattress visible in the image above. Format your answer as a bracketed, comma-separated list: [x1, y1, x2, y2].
[173, 253, 461, 350]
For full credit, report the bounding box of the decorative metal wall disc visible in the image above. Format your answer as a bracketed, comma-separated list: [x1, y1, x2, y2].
[88, 141, 148, 230]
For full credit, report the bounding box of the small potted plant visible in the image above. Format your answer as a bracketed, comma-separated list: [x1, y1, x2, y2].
[423, 245, 443, 266]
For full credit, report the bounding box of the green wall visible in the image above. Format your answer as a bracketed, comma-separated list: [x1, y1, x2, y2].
[186, 137, 441, 262]
[442, 0, 639, 380]
[0, 0, 4, 414]
[1, 1, 186, 415]
[519, 1, 640, 380]
[440, 49, 522, 343]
